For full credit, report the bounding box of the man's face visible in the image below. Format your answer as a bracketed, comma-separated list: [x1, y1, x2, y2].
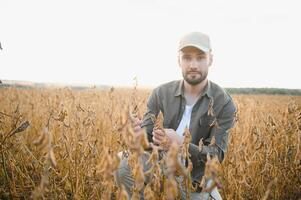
[178, 46, 212, 86]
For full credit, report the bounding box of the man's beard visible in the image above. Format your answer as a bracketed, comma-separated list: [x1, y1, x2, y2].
[183, 71, 208, 86]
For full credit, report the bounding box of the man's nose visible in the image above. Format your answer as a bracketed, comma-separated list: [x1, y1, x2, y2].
[189, 59, 198, 69]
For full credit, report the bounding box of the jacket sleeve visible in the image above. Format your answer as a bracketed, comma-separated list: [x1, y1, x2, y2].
[188, 99, 237, 164]
[140, 88, 160, 143]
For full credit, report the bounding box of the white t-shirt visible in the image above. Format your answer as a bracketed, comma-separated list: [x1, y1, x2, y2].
[176, 104, 194, 138]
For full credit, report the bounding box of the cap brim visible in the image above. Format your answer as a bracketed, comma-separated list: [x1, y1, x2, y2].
[179, 44, 211, 52]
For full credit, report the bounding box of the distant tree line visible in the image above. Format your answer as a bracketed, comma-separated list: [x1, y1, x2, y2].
[0, 83, 300, 95]
[225, 88, 301, 96]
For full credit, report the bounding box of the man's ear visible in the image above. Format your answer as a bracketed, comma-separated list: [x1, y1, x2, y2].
[178, 54, 181, 67]
[208, 53, 213, 66]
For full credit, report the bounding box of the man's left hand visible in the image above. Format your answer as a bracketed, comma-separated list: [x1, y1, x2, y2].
[163, 129, 183, 150]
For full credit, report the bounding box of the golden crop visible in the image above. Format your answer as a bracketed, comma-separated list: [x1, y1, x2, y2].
[0, 87, 300, 199]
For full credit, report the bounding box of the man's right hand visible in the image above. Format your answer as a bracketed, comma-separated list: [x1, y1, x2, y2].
[130, 114, 142, 135]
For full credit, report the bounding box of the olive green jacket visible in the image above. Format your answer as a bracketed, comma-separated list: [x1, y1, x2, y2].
[141, 79, 237, 181]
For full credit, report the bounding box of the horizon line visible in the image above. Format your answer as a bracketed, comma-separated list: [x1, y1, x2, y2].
[0, 79, 300, 90]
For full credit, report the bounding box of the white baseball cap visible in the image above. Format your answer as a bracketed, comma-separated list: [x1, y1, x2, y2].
[179, 32, 212, 52]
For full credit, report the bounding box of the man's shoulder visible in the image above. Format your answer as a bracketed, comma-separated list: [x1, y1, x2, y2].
[157, 80, 180, 89]
[209, 80, 234, 105]
[153, 80, 181, 94]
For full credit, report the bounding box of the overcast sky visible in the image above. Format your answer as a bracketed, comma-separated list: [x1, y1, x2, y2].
[0, 0, 300, 88]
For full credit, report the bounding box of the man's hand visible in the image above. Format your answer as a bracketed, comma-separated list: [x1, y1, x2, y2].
[153, 128, 183, 150]
[130, 114, 142, 135]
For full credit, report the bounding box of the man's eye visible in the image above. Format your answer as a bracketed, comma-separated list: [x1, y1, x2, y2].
[197, 56, 206, 60]
[183, 56, 191, 61]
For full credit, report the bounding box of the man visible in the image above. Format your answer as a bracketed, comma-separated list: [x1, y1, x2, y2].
[116, 32, 237, 200]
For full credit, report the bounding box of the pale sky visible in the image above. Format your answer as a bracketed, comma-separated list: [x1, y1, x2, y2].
[0, 0, 300, 89]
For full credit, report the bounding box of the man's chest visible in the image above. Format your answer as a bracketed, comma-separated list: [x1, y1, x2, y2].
[161, 96, 216, 143]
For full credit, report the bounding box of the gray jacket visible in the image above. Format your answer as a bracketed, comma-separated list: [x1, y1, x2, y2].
[141, 79, 237, 182]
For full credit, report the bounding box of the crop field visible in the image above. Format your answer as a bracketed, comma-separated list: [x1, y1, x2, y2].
[0, 87, 300, 200]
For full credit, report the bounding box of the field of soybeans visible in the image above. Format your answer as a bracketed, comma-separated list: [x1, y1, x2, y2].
[0, 86, 300, 200]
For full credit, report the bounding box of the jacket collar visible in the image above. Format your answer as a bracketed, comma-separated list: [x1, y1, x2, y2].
[174, 80, 184, 97]
[174, 79, 213, 99]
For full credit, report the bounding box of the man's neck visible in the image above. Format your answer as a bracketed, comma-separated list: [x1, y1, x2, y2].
[183, 78, 208, 98]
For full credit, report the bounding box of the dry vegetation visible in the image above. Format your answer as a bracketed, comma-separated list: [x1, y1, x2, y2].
[0, 87, 300, 200]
